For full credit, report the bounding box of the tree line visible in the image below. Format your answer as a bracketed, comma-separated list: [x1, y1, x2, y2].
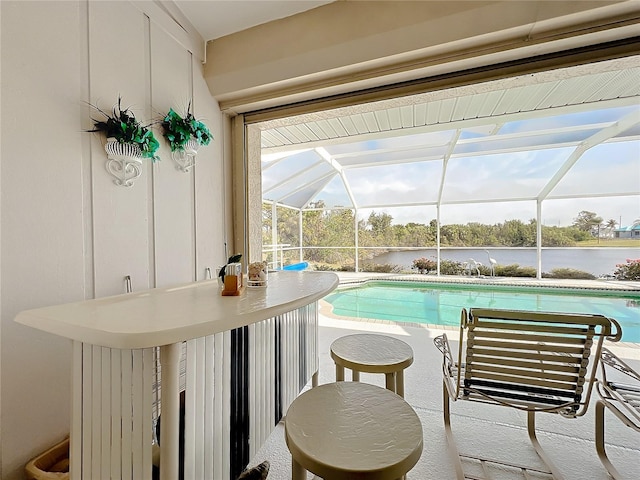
[262, 203, 614, 266]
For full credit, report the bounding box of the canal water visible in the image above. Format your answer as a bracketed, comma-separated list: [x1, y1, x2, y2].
[372, 247, 640, 277]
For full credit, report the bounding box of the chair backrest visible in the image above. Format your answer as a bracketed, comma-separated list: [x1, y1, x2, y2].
[459, 308, 620, 417]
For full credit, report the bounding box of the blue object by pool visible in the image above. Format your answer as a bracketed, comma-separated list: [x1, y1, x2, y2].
[282, 262, 308, 271]
[324, 280, 640, 343]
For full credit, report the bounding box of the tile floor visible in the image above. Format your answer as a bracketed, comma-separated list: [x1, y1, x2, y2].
[248, 313, 640, 480]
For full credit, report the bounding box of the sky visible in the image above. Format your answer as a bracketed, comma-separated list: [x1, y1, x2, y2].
[262, 106, 640, 228]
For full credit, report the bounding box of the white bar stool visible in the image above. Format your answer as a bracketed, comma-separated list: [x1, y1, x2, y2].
[285, 382, 423, 480]
[330, 333, 414, 397]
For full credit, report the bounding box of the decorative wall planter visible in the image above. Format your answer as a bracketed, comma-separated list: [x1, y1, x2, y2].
[162, 104, 211, 174]
[87, 97, 160, 187]
[171, 137, 200, 173]
[105, 139, 143, 187]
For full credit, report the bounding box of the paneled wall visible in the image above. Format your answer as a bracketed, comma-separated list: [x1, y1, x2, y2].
[0, 2, 227, 478]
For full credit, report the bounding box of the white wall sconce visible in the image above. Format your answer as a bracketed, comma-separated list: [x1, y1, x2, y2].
[171, 138, 199, 173]
[105, 140, 143, 187]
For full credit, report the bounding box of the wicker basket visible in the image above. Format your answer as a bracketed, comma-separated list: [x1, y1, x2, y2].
[25, 437, 69, 480]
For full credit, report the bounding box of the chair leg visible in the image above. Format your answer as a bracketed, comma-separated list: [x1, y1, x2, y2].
[443, 381, 465, 480]
[527, 411, 565, 480]
[595, 400, 624, 480]
[291, 458, 306, 480]
[385, 372, 395, 392]
[396, 370, 405, 398]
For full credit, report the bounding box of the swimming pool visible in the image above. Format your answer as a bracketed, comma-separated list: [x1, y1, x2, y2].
[324, 281, 640, 343]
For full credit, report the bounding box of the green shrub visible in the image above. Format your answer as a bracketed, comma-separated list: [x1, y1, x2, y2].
[542, 268, 596, 280]
[361, 263, 402, 273]
[440, 259, 465, 275]
[495, 264, 537, 278]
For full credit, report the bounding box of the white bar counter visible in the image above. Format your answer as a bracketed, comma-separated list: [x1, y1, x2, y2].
[16, 270, 338, 349]
[16, 270, 339, 480]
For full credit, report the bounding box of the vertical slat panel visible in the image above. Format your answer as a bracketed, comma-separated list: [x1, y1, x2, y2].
[282, 315, 289, 409]
[74, 302, 319, 480]
[247, 324, 260, 458]
[101, 348, 111, 480]
[152, 347, 161, 434]
[256, 320, 264, 448]
[269, 317, 276, 429]
[309, 304, 318, 381]
[204, 335, 215, 479]
[285, 312, 291, 406]
[230, 326, 250, 478]
[314, 304, 319, 376]
[259, 319, 268, 446]
[91, 345, 102, 478]
[184, 339, 197, 480]
[143, 348, 154, 479]
[81, 344, 92, 480]
[214, 332, 225, 480]
[110, 349, 122, 480]
[195, 338, 206, 479]
[223, 330, 232, 479]
[121, 350, 133, 480]
[274, 316, 282, 423]
[71, 341, 83, 480]
[132, 350, 144, 480]
[294, 310, 300, 392]
[287, 312, 295, 406]
[250, 322, 258, 455]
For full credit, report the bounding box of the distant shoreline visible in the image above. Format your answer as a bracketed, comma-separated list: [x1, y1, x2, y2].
[372, 247, 640, 277]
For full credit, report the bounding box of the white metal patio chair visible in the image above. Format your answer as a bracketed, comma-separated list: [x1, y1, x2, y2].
[595, 347, 640, 480]
[434, 307, 621, 480]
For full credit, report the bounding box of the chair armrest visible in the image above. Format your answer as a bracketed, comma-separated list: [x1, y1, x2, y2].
[434, 333, 460, 399]
[601, 348, 640, 383]
[605, 317, 623, 342]
[597, 348, 640, 429]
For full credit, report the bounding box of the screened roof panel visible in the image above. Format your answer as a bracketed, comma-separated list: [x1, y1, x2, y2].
[278, 184, 335, 208]
[259, 56, 640, 215]
[615, 123, 640, 138]
[323, 130, 456, 156]
[498, 105, 638, 134]
[344, 161, 444, 207]
[340, 146, 447, 168]
[263, 165, 334, 200]
[308, 175, 354, 208]
[441, 149, 572, 203]
[452, 128, 606, 156]
[550, 141, 640, 198]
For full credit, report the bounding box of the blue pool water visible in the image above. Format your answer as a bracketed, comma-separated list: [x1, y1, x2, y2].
[324, 281, 640, 343]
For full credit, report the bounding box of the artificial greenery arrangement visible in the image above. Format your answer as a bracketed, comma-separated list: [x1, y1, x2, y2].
[218, 253, 243, 280]
[161, 102, 212, 152]
[88, 97, 160, 161]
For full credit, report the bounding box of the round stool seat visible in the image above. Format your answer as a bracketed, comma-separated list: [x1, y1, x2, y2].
[330, 334, 414, 396]
[285, 382, 423, 480]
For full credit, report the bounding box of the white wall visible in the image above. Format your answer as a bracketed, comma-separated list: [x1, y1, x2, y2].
[0, 1, 227, 478]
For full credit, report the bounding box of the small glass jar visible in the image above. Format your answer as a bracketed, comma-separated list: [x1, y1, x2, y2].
[247, 261, 268, 287]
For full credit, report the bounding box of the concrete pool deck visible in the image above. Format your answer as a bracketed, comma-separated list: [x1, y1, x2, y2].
[332, 271, 640, 291]
[247, 273, 640, 479]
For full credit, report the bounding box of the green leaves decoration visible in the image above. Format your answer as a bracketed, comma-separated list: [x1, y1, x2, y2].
[88, 97, 160, 161]
[218, 254, 243, 279]
[162, 102, 212, 152]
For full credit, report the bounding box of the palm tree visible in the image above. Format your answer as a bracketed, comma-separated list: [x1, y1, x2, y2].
[605, 219, 617, 238]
